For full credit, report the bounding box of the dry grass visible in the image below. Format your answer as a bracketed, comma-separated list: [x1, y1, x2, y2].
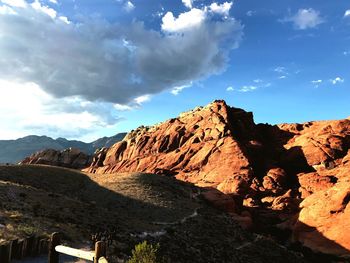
[0, 165, 306, 262]
[0, 165, 199, 244]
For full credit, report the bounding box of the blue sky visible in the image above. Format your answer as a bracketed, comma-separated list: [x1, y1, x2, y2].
[0, 0, 349, 141]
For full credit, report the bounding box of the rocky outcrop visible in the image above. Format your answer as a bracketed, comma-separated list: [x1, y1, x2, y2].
[293, 151, 350, 257]
[278, 120, 350, 168]
[21, 148, 92, 169]
[85, 100, 256, 195]
[294, 181, 350, 257]
[83, 100, 350, 258]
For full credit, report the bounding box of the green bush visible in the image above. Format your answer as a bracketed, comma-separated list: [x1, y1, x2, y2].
[128, 241, 160, 263]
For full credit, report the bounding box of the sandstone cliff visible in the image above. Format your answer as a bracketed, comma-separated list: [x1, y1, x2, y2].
[86, 101, 256, 190]
[84, 100, 350, 257]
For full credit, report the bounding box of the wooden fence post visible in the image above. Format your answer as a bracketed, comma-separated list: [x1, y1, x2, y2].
[26, 236, 34, 257]
[0, 241, 13, 263]
[94, 241, 106, 263]
[38, 239, 46, 255]
[10, 239, 18, 260]
[48, 232, 60, 263]
[30, 236, 39, 257]
[21, 239, 27, 259]
[14, 239, 24, 260]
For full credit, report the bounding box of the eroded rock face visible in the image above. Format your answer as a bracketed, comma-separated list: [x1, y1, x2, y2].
[21, 148, 91, 169]
[279, 120, 350, 167]
[267, 121, 350, 257]
[294, 181, 350, 257]
[293, 152, 350, 257]
[86, 100, 256, 194]
[84, 100, 350, 258]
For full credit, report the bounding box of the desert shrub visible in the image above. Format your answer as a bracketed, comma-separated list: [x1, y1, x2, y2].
[17, 224, 38, 235]
[128, 241, 160, 263]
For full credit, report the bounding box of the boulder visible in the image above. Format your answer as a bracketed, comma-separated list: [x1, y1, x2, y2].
[262, 167, 287, 193]
[201, 189, 236, 213]
[297, 172, 336, 198]
[20, 148, 91, 169]
[293, 181, 350, 257]
[292, 150, 350, 257]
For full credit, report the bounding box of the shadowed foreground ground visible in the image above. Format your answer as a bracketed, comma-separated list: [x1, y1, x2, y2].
[0, 165, 307, 262]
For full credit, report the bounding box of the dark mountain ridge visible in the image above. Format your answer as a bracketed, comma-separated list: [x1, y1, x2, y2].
[0, 133, 126, 164]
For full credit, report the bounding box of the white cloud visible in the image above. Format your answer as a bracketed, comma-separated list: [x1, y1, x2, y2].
[49, 0, 57, 4]
[227, 80, 270, 93]
[161, 8, 206, 33]
[247, 10, 255, 17]
[344, 10, 350, 18]
[58, 15, 70, 24]
[238, 85, 257, 92]
[182, 0, 193, 9]
[274, 66, 287, 74]
[31, 0, 57, 18]
[0, 80, 122, 139]
[1, 0, 27, 8]
[124, 1, 134, 12]
[282, 8, 324, 30]
[311, 79, 322, 88]
[279, 75, 287, 79]
[0, 1, 242, 105]
[209, 2, 232, 17]
[113, 104, 133, 111]
[154, 10, 164, 18]
[0, 4, 16, 14]
[171, 83, 192, 95]
[0, 0, 243, 138]
[330, 77, 344, 85]
[161, 3, 236, 33]
[134, 95, 151, 105]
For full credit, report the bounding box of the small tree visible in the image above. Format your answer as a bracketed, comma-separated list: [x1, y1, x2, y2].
[128, 241, 160, 263]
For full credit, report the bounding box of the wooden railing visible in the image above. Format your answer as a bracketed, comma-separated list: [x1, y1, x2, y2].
[0, 235, 49, 263]
[49, 232, 108, 263]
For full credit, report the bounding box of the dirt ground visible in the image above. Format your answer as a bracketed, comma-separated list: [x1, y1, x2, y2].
[0, 165, 306, 262]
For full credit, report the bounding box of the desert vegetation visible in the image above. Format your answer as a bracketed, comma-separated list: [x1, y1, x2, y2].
[0, 164, 305, 262]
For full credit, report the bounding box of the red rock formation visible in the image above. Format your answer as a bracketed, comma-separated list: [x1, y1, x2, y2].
[279, 119, 350, 167]
[266, 120, 350, 256]
[83, 100, 350, 258]
[21, 148, 91, 169]
[293, 180, 350, 257]
[85, 100, 256, 195]
[293, 151, 350, 257]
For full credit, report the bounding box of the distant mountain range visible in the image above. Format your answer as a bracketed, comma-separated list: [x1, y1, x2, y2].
[0, 133, 126, 164]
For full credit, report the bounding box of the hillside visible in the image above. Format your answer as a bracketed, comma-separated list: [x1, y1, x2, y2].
[0, 165, 305, 262]
[84, 100, 350, 258]
[0, 133, 126, 164]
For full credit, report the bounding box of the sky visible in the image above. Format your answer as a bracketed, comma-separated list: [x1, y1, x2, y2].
[0, 0, 349, 142]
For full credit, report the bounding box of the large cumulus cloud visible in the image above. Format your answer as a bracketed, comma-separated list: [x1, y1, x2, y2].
[0, 0, 243, 104]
